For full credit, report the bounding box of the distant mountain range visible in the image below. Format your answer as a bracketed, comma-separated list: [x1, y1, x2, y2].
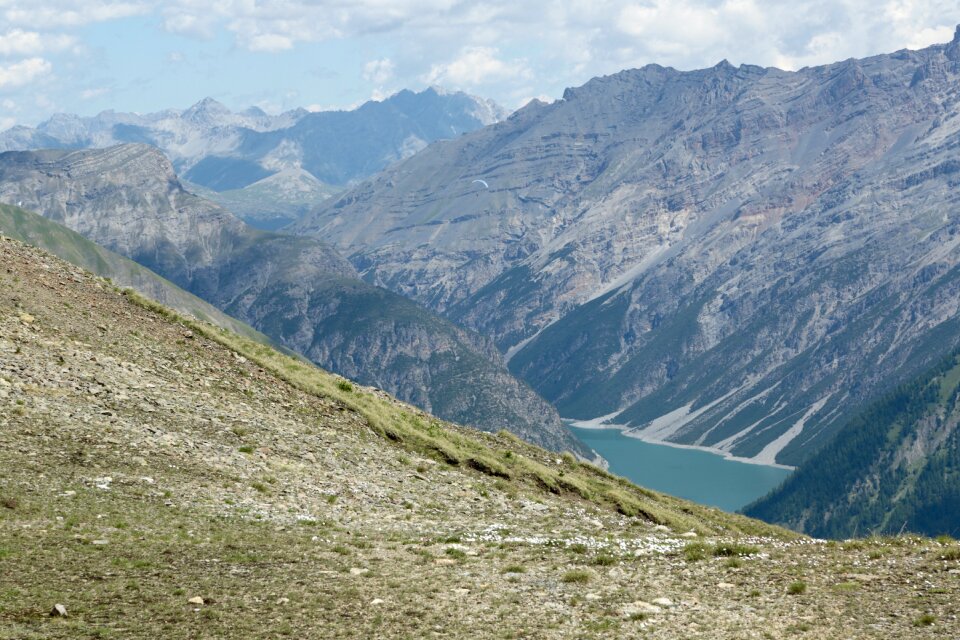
[0, 144, 587, 457]
[296, 27, 960, 468]
[0, 88, 507, 229]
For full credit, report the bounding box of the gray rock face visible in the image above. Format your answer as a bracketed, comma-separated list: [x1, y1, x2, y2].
[296, 30, 960, 466]
[0, 145, 355, 285]
[0, 144, 586, 456]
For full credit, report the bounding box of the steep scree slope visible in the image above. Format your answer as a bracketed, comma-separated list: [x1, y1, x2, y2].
[746, 348, 960, 538]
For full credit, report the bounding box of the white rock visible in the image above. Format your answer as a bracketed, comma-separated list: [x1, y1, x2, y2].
[652, 597, 675, 607]
[50, 603, 68, 617]
[622, 601, 661, 616]
[188, 596, 205, 605]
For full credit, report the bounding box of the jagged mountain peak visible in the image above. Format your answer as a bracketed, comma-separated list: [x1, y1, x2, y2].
[180, 97, 235, 128]
[183, 96, 230, 115]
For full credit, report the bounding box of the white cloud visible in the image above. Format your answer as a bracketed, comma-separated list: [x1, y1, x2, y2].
[246, 33, 294, 52]
[0, 30, 76, 57]
[162, 13, 216, 39]
[425, 47, 531, 87]
[80, 87, 109, 100]
[15, 0, 946, 77]
[363, 58, 395, 84]
[0, 58, 52, 89]
[2, 2, 149, 29]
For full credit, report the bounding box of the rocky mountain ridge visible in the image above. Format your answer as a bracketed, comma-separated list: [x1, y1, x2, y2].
[0, 144, 585, 456]
[296, 27, 960, 466]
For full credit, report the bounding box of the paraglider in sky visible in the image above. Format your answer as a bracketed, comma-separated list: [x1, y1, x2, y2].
[472, 179, 489, 189]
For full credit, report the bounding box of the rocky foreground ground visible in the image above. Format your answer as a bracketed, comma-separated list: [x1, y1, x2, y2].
[1, 237, 958, 639]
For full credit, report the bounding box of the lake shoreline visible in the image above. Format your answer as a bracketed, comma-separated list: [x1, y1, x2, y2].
[566, 418, 796, 472]
[568, 424, 794, 512]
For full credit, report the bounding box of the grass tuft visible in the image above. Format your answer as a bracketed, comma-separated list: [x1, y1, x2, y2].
[561, 569, 592, 584]
[787, 581, 807, 595]
[914, 614, 937, 627]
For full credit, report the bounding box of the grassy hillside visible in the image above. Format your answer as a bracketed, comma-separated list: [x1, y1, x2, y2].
[2, 237, 959, 638]
[746, 350, 960, 538]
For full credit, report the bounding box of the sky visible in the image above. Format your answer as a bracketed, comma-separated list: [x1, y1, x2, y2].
[0, 0, 957, 128]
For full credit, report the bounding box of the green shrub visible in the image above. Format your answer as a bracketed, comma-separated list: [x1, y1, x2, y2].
[939, 547, 960, 561]
[444, 548, 467, 560]
[591, 554, 616, 566]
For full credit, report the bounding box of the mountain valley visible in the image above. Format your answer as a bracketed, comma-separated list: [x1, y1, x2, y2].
[7, 3, 960, 638]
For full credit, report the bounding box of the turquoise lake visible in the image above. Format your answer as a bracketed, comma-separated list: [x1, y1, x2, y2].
[569, 427, 793, 512]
